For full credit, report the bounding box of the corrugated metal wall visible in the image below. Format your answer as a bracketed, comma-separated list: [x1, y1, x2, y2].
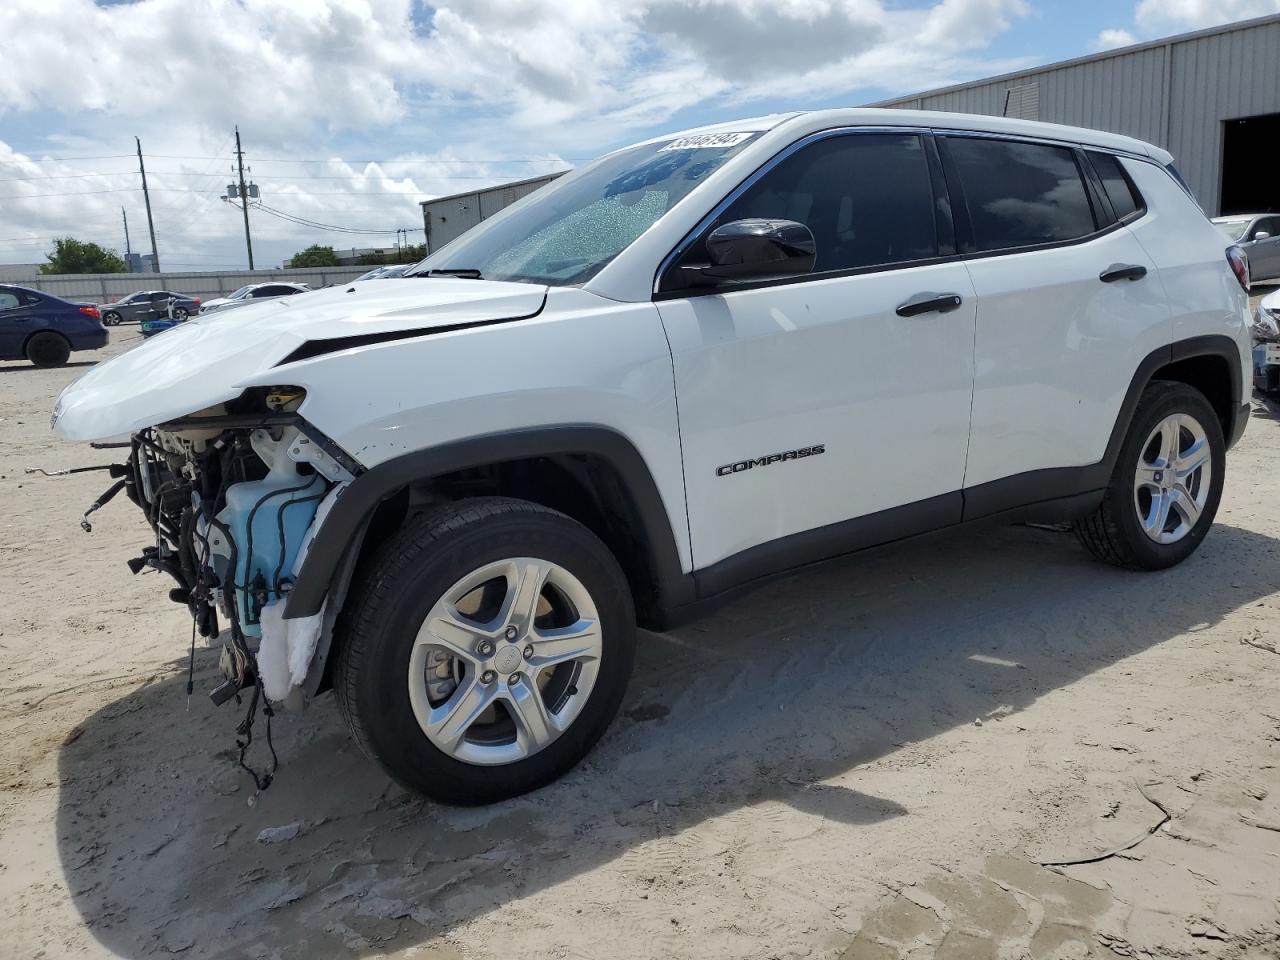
[13, 265, 370, 304]
[877, 16, 1280, 215]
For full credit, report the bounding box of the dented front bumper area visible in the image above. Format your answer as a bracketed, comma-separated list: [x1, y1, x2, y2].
[123, 390, 359, 706]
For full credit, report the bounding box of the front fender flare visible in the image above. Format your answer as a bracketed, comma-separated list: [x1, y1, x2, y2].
[283, 424, 692, 624]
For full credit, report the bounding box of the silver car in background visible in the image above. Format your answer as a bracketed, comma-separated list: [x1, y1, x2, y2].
[199, 282, 309, 316]
[1213, 214, 1280, 282]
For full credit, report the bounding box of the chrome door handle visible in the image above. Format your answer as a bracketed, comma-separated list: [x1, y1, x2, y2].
[895, 292, 963, 317]
[1099, 263, 1147, 283]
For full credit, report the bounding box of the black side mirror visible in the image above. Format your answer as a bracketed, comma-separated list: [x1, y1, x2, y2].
[682, 218, 816, 287]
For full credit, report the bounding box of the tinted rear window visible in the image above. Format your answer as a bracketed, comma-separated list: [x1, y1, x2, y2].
[943, 137, 1096, 252]
[1088, 152, 1142, 221]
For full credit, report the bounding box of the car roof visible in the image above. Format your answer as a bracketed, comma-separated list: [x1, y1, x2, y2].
[634, 107, 1174, 165]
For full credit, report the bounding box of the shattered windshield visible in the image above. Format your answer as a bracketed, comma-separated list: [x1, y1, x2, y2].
[413, 132, 760, 286]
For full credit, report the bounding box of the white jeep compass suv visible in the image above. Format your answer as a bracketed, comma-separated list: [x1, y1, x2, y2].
[53, 109, 1252, 804]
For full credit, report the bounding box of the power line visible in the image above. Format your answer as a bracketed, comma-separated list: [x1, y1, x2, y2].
[0, 154, 133, 164]
[251, 201, 399, 235]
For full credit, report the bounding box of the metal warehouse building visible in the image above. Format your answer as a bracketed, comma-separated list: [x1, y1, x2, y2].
[875, 13, 1280, 217]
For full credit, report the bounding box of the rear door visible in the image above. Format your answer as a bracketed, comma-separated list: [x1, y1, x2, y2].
[656, 131, 977, 577]
[937, 135, 1171, 509]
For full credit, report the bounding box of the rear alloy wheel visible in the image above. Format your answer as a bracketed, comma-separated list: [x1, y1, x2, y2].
[1074, 381, 1224, 570]
[334, 497, 635, 804]
[1132, 412, 1212, 545]
[25, 331, 71, 368]
[102, 311, 121, 326]
[173, 307, 189, 320]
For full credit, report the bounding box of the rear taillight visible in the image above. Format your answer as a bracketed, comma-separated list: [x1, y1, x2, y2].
[192, 297, 201, 305]
[79, 305, 100, 319]
[1227, 245, 1250, 292]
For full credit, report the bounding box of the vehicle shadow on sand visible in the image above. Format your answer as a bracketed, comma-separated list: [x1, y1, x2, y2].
[56, 519, 1280, 957]
[0, 360, 96, 373]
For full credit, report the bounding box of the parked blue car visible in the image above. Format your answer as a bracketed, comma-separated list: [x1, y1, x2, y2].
[0, 284, 109, 367]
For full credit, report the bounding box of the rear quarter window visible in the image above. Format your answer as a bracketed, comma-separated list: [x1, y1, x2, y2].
[1087, 151, 1144, 221]
[941, 137, 1097, 253]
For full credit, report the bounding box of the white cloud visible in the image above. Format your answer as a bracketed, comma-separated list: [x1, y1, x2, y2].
[1093, 27, 1137, 49]
[1134, 0, 1280, 32]
[0, 0, 1033, 270]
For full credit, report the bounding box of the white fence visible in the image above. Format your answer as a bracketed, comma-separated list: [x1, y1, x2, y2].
[12, 266, 373, 304]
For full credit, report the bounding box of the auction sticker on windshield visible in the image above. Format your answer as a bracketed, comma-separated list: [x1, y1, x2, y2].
[659, 132, 754, 152]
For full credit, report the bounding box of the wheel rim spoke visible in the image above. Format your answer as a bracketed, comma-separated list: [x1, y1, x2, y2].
[1175, 438, 1209, 478]
[1170, 486, 1202, 528]
[505, 677, 557, 756]
[496, 559, 551, 634]
[417, 608, 485, 664]
[425, 679, 493, 751]
[529, 618, 601, 670]
[1134, 464, 1162, 490]
[1156, 418, 1179, 464]
[1143, 492, 1172, 537]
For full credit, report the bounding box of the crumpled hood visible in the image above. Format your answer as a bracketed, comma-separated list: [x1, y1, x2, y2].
[52, 277, 547, 441]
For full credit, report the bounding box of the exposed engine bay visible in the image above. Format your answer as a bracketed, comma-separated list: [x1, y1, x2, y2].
[118, 387, 356, 759]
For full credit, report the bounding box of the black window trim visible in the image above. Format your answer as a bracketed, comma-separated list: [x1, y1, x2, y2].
[1082, 149, 1149, 227]
[654, 125, 954, 300]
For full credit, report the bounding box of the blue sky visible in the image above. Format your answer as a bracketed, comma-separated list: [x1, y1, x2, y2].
[0, 0, 1276, 269]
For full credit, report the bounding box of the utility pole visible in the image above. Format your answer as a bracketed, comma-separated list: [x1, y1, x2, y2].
[122, 206, 131, 256]
[135, 137, 160, 272]
[234, 126, 254, 270]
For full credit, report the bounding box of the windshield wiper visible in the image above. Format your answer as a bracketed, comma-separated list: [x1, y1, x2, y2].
[424, 268, 483, 279]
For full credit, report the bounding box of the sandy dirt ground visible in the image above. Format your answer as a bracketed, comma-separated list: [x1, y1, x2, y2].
[2, 313, 1279, 960]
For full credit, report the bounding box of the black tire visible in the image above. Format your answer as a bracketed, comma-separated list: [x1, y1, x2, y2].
[1074, 381, 1225, 570]
[102, 311, 121, 326]
[173, 307, 189, 320]
[334, 497, 636, 805]
[25, 331, 71, 368]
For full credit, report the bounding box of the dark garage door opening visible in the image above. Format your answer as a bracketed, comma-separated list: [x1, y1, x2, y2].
[1221, 113, 1280, 215]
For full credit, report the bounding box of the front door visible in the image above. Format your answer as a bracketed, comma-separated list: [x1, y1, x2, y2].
[655, 131, 977, 582]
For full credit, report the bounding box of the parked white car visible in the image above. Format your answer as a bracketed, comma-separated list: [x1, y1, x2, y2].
[52, 108, 1251, 804]
[1254, 287, 1280, 393]
[199, 281, 309, 315]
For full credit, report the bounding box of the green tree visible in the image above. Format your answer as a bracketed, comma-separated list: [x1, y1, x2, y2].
[355, 243, 426, 267]
[40, 237, 128, 275]
[287, 244, 339, 268]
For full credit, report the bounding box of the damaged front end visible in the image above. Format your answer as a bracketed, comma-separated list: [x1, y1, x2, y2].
[124, 386, 358, 708]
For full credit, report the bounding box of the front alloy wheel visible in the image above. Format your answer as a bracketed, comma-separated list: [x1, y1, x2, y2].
[334, 498, 635, 804]
[412, 557, 603, 766]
